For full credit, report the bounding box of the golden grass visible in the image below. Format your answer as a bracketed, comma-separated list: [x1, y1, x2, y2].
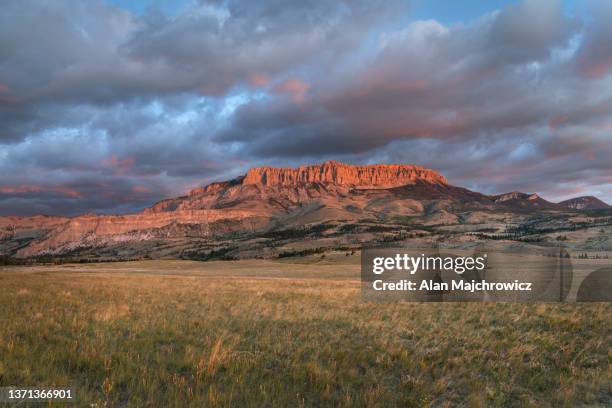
[0, 258, 610, 407]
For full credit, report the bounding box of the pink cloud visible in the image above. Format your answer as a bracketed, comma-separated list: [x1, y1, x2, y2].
[249, 73, 271, 87]
[0, 83, 19, 104]
[102, 155, 135, 174]
[273, 77, 310, 102]
[131, 185, 150, 193]
[548, 115, 569, 129]
[579, 61, 612, 79]
[0, 185, 82, 198]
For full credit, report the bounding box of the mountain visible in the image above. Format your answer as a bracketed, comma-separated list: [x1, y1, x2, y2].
[0, 161, 609, 260]
[490, 191, 562, 210]
[558, 196, 611, 210]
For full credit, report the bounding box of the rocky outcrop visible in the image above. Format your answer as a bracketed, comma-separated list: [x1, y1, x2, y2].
[494, 192, 531, 203]
[188, 176, 245, 196]
[242, 160, 447, 188]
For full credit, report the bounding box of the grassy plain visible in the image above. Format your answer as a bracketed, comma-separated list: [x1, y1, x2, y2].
[0, 255, 610, 407]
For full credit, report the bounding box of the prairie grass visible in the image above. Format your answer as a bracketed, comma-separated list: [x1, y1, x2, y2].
[0, 259, 610, 407]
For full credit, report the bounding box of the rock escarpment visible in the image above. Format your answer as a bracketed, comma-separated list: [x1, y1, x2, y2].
[242, 161, 447, 188]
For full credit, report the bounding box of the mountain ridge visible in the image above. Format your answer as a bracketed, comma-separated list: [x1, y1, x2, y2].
[1, 161, 610, 259]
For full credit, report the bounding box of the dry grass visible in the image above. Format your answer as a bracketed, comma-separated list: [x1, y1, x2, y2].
[0, 258, 610, 407]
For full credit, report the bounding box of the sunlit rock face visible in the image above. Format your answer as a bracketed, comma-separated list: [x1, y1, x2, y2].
[242, 161, 448, 188]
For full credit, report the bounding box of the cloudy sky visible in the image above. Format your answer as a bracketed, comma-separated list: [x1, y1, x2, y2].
[1, 0, 611, 216]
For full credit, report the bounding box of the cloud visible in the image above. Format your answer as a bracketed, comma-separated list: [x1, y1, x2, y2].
[272, 78, 310, 102]
[1, 0, 612, 215]
[218, 1, 582, 153]
[0, 185, 82, 198]
[574, 0, 612, 79]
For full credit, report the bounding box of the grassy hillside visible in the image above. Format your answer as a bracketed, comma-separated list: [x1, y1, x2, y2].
[0, 258, 610, 407]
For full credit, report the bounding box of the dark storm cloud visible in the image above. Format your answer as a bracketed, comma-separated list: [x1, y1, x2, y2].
[221, 0, 581, 153]
[1, 0, 612, 215]
[0, 177, 164, 216]
[0, 0, 408, 115]
[123, 0, 408, 94]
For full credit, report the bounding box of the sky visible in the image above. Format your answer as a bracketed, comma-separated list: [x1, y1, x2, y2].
[1, 0, 611, 216]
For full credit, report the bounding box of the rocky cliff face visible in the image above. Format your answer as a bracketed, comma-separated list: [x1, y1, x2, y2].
[242, 160, 447, 188]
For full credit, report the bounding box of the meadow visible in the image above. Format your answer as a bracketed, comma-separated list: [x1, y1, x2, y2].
[0, 255, 610, 407]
